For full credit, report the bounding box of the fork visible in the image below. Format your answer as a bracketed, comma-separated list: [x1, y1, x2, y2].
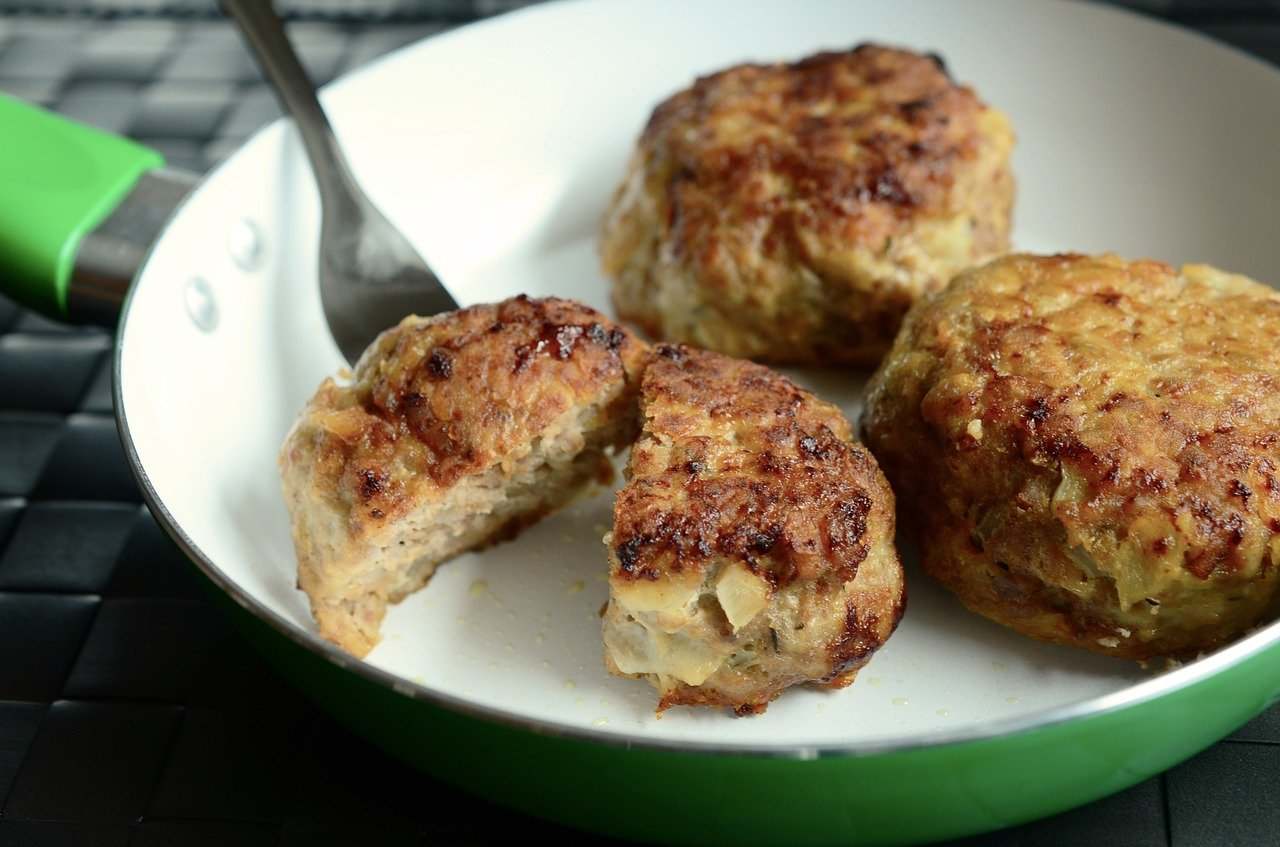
[221, 0, 458, 364]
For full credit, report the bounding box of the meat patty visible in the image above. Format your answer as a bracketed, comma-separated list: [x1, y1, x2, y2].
[603, 345, 905, 714]
[600, 43, 1014, 367]
[863, 253, 1280, 659]
[280, 296, 646, 657]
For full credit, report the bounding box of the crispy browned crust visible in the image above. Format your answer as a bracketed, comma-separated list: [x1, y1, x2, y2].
[292, 296, 646, 535]
[601, 44, 1015, 366]
[641, 46, 983, 230]
[659, 685, 771, 718]
[607, 345, 904, 712]
[616, 345, 886, 587]
[863, 253, 1280, 658]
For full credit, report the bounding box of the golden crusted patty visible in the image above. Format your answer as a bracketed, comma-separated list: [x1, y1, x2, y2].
[603, 345, 904, 714]
[601, 43, 1014, 367]
[863, 253, 1280, 659]
[280, 296, 646, 656]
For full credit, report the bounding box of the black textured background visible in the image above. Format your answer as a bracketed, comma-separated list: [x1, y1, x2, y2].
[1, 2, 1279, 845]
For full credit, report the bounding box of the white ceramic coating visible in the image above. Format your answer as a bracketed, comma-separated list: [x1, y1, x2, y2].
[118, 0, 1280, 750]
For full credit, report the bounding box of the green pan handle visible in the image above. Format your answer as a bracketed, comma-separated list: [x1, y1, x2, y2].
[0, 93, 164, 318]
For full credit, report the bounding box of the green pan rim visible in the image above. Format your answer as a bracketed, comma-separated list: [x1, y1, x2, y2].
[113, 0, 1280, 760]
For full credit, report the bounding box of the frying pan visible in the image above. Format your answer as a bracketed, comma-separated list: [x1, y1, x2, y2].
[4, 1, 1280, 844]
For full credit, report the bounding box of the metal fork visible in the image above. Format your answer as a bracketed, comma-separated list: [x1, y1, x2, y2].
[221, 0, 458, 364]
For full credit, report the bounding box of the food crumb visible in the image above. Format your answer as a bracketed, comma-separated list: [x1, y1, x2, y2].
[469, 579, 489, 597]
[936, 708, 950, 717]
[892, 697, 909, 706]
[867, 676, 882, 687]
[592, 717, 609, 727]
[966, 419, 983, 441]
[1117, 627, 1131, 638]
[564, 680, 576, 689]
[1097, 637, 1120, 648]
[1005, 696, 1020, 704]
[568, 580, 585, 594]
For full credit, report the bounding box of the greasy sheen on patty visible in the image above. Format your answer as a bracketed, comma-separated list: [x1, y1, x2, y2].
[604, 345, 904, 714]
[863, 253, 1280, 659]
[280, 296, 646, 657]
[601, 43, 1014, 367]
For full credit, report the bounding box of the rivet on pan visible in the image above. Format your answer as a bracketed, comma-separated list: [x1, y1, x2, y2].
[228, 219, 263, 270]
[184, 277, 219, 332]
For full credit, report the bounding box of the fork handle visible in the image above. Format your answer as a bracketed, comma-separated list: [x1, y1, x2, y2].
[220, 0, 360, 213]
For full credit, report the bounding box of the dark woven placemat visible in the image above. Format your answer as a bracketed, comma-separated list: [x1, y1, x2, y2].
[1, 3, 1280, 845]
[0, 1, 530, 20]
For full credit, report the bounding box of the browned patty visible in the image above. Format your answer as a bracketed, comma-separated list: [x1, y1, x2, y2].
[601, 43, 1014, 366]
[280, 296, 647, 656]
[603, 345, 904, 714]
[863, 253, 1280, 658]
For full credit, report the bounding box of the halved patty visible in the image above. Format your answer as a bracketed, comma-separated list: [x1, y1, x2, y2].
[601, 43, 1014, 366]
[280, 296, 646, 657]
[603, 345, 904, 714]
[863, 253, 1280, 658]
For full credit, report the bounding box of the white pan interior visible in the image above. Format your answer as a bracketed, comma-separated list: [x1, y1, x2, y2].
[118, 0, 1280, 750]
